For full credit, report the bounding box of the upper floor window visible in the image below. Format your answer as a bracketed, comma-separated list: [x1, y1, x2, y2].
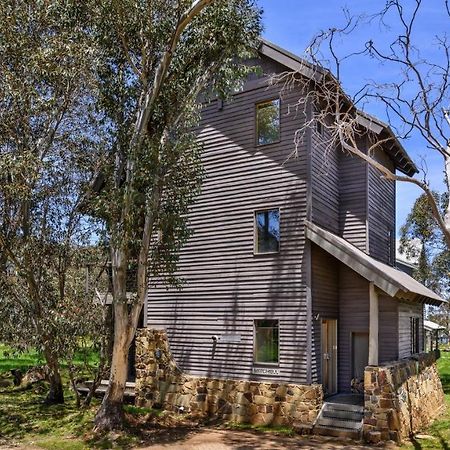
[314, 105, 323, 135]
[256, 99, 280, 145]
[255, 209, 280, 254]
[254, 319, 279, 364]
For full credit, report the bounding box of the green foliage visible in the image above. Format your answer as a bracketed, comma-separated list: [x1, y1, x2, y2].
[0, 345, 43, 373]
[400, 193, 450, 332]
[0, 0, 262, 415]
[0, 0, 109, 403]
[88, 0, 262, 287]
[400, 193, 450, 293]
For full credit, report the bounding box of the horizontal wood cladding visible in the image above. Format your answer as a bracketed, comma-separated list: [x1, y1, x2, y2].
[311, 245, 339, 383]
[338, 151, 368, 251]
[398, 301, 424, 358]
[379, 295, 399, 363]
[338, 264, 369, 392]
[147, 79, 310, 385]
[368, 148, 396, 264]
[311, 128, 340, 234]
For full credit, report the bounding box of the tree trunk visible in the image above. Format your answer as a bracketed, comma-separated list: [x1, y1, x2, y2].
[45, 353, 64, 404]
[94, 301, 130, 431]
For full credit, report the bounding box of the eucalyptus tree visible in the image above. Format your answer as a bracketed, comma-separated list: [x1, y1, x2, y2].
[399, 193, 450, 329]
[0, 1, 106, 403]
[399, 193, 449, 291]
[89, 0, 262, 430]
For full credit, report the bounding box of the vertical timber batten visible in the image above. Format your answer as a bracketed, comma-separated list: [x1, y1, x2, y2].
[369, 282, 379, 366]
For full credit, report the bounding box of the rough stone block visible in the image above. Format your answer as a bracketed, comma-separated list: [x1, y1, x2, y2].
[367, 431, 381, 443]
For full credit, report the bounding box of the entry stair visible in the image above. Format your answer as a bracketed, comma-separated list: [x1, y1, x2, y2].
[313, 396, 364, 440]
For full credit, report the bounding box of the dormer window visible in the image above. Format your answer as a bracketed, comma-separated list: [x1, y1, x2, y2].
[256, 99, 280, 145]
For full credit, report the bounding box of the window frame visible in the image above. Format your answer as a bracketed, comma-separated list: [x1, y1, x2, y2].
[410, 317, 420, 354]
[255, 98, 281, 147]
[314, 105, 324, 135]
[253, 319, 280, 366]
[253, 208, 281, 255]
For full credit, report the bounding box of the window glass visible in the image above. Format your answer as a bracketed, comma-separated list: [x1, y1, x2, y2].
[410, 317, 420, 354]
[256, 99, 280, 145]
[255, 320, 279, 364]
[255, 209, 280, 253]
[314, 105, 323, 135]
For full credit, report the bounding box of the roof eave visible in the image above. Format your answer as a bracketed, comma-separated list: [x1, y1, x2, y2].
[355, 111, 418, 176]
[305, 221, 445, 306]
[258, 38, 418, 177]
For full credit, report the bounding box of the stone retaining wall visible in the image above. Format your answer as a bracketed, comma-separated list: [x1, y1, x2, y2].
[363, 351, 445, 442]
[135, 328, 323, 427]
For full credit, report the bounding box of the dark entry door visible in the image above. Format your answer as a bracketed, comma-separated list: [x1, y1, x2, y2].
[321, 319, 337, 395]
[352, 332, 369, 381]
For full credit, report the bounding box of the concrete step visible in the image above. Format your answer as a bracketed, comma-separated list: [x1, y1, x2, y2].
[316, 416, 362, 430]
[313, 400, 363, 440]
[322, 408, 363, 421]
[323, 402, 364, 414]
[314, 424, 361, 440]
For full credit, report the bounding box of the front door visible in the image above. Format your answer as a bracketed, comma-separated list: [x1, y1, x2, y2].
[321, 319, 338, 395]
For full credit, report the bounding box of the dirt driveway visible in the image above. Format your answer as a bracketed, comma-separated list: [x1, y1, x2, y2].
[0, 428, 400, 450]
[138, 428, 398, 450]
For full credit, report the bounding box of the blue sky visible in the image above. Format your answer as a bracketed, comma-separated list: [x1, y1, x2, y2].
[258, 0, 447, 235]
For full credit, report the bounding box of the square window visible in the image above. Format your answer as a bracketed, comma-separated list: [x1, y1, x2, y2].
[255, 209, 280, 254]
[254, 320, 279, 364]
[256, 99, 280, 145]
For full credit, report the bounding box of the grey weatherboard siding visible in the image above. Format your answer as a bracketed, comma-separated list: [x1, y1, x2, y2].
[147, 55, 311, 385]
[145, 46, 427, 390]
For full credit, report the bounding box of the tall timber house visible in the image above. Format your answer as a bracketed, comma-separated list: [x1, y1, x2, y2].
[135, 40, 445, 439]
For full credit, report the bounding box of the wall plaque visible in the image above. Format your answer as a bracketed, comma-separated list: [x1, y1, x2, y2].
[219, 334, 242, 343]
[252, 367, 280, 376]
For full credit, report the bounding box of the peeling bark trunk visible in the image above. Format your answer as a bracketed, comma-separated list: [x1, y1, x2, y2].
[44, 352, 64, 404]
[94, 302, 130, 430]
[94, 245, 135, 430]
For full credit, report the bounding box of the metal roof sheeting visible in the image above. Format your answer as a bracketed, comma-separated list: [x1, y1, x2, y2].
[305, 221, 445, 306]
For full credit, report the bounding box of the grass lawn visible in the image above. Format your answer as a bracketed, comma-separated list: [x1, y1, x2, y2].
[0, 345, 196, 449]
[0, 345, 44, 373]
[2, 345, 450, 449]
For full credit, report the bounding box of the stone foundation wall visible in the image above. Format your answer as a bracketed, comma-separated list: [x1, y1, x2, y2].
[363, 351, 445, 442]
[135, 328, 323, 427]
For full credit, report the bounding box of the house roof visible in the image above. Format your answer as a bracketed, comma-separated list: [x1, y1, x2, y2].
[424, 320, 446, 331]
[305, 221, 445, 306]
[259, 39, 418, 177]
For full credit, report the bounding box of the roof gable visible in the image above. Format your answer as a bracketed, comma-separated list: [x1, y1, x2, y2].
[259, 39, 417, 176]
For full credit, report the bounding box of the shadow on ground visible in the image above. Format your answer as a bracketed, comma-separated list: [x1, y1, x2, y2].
[136, 428, 400, 450]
